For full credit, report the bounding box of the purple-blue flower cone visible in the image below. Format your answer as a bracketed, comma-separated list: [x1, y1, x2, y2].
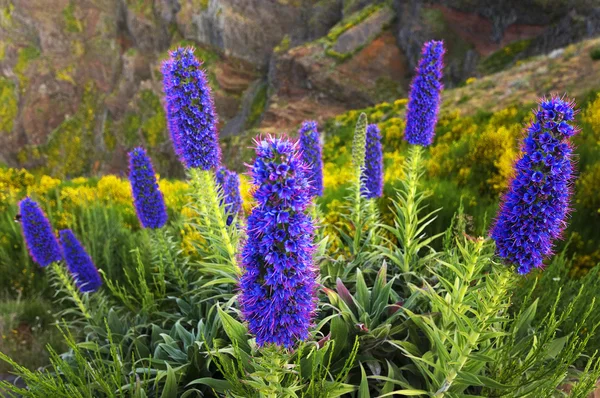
[128, 147, 168, 229]
[161, 47, 220, 170]
[298, 121, 324, 197]
[361, 124, 383, 199]
[239, 137, 318, 348]
[59, 229, 102, 293]
[404, 40, 445, 146]
[491, 96, 578, 274]
[18, 197, 62, 267]
[216, 167, 242, 226]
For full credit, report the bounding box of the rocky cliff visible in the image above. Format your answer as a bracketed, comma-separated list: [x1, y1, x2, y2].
[0, 0, 598, 177]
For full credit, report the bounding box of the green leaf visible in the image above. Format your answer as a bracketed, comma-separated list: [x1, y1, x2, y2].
[175, 321, 194, 348]
[455, 371, 510, 390]
[217, 305, 251, 354]
[330, 315, 350, 357]
[186, 377, 233, 392]
[159, 364, 178, 398]
[514, 299, 538, 338]
[324, 382, 358, 397]
[356, 269, 371, 313]
[377, 389, 430, 397]
[545, 335, 569, 359]
[336, 278, 358, 314]
[359, 363, 370, 398]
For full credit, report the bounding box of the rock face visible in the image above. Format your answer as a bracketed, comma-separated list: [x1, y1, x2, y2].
[1, 0, 600, 177]
[0, 0, 261, 176]
[332, 7, 395, 55]
[264, 20, 407, 133]
[176, 0, 344, 67]
[393, 0, 600, 85]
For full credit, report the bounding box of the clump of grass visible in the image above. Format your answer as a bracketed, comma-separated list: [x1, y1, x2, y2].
[589, 47, 600, 61]
[0, 295, 64, 372]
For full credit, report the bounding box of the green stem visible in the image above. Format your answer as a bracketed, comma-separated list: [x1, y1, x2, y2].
[434, 263, 512, 397]
[158, 227, 187, 290]
[353, 168, 363, 252]
[51, 262, 91, 319]
[198, 169, 239, 273]
[189, 169, 211, 228]
[401, 145, 423, 274]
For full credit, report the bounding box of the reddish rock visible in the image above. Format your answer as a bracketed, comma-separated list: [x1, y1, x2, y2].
[431, 5, 545, 57]
[263, 30, 407, 133]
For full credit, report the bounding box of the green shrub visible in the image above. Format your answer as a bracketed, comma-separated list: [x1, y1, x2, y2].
[590, 47, 600, 61]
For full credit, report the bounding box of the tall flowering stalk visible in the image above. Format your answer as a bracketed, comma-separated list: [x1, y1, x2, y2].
[492, 96, 578, 274]
[352, 113, 368, 177]
[161, 46, 220, 170]
[215, 167, 242, 226]
[239, 137, 317, 347]
[59, 229, 102, 293]
[162, 46, 237, 273]
[19, 197, 62, 267]
[404, 40, 445, 146]
[361, 124, 383, 199]
[128, 147, 168, 229]
[298, 120, 324, 197]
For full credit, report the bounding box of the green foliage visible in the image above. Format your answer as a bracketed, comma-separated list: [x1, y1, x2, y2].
[0, 77, 17, 133]
[2, 134, 600, 397]
[0, 295, 65, 373]
[139, 90, 167, 148]
[589, 46, 600, 61]
[14, 45, 40, 91]
[377, 146, 443, 279]
[123, 112, 143, 147]
[62, 1, 83, 33]
[326, 113, 382, 277]
[321, 94, 600, 274]
[479, 39, 532, 74]
[187, 168, 240, 282]
[274, 35, 291, 54]
[44, 83, 99, 177]
[246, 82, 268, 128]
[325, 3, 382, 43]
[193, 306, 359, 398]
[322, 3, 387, 61]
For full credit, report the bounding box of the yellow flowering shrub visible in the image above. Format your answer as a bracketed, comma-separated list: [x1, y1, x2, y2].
[383, 151, 405, 183]
[576, 163, 600, 215]
[239, 174, 255, 214]
[469, 125, 520, 195]
[323, 162, 353, 190]
[159, 179, 190, 210]
[27, 175, 61, 197]
[97, 175, 132, 204]
[581, 93, 600, 144]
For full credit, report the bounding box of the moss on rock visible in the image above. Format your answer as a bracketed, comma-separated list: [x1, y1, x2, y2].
[44, 84, 99, 177]
[139, 89, 166, 148]
[246, 83, 268, 128]
[479, 39, 532, 74]
[0, 77, 17, 134]
[14, 46, 40, 92]
[62, 2, 83, 33]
